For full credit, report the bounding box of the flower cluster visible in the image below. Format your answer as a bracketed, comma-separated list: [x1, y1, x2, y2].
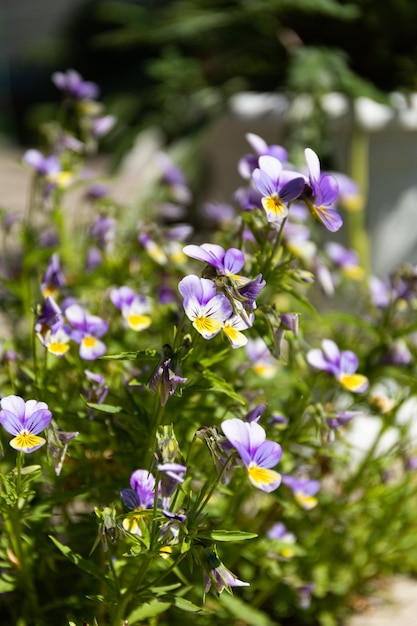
[2, 68, 416, 626]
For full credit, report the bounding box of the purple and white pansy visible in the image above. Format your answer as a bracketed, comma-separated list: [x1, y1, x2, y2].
[306, 339, 369, 393]
[65, 303, 108, 360]
[221, 418, 282, 492]
[303, 148, 343, 233]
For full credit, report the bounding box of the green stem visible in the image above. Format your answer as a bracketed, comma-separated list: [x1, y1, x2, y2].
[347, 126, 371, 276]
[261, 217, 287, 281]
[144, 394, 166, 470]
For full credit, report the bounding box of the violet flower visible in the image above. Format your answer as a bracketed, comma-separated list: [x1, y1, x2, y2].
[281, 475, 320, 510]
[22, 149, 61, 178]
[303, 148, 343, 232]
[178, 275, 233, 340]
[110, 286, 152, 331]
[65, 303, 108, 360]
[41, 253, 66, 298]
[307, 339, 369, 393]
[252, 155, 305, 222]
[120, 469, 157, 535]
[221, 418, 282, 492]
[0, 395, 52, 453]
[325, 242, 364, 281]
[183, 243, 248, 284]
[52, 68, 99, 100]
[238, 132, 288, 179]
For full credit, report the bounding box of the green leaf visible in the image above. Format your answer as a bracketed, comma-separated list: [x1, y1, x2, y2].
[127, 599, 171, 623]
[170, 595, 207, 613]
[220, 593, 275, 626]
[200, 530, 258, 542]
[49, 536, 110, 586]
[100, 349, 159, 360]
[198, 370, 246, 405]
[84, 402, 122, 414]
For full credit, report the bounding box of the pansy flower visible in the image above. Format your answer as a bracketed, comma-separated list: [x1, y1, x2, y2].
[238, 132, 288, 179]
[0, 395, 52, 453]
[307, 339, 369, 393]
[23, 149, 61, 179]
[222, 313, 252, 348]
[267, 522, 297, 559]
[65, 303, 108, 360]
[183, 243, 248, 284]
[110, 286, 152, 331]
[221, 418, 282, 492]
[325, 242, 364, 281]
[178, 275, 233, 340]
[41, 253, 66, 299]
[252, 155, 305, 222]
[43, 327, 71, 357]
[282, 475, 320, 510]
[52, 68, 99, 101]
[245, 337, 278, 379]
[23, 149, 72, 190]
[120, 469, 156, 535]
[303, 148, 343, 232]
[35, 295, 65, 344]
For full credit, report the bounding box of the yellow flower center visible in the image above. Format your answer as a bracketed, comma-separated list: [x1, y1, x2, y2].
[82, 336, 97, 348]
[340, 373, 368, 392]
[193, 317, 221, 336]
[247, 464, 281, 490]
[126, 314, 151, 331]
[262, 195, 287, 219]
[48, 342, 70, 356]
[10, 431, 45, 452]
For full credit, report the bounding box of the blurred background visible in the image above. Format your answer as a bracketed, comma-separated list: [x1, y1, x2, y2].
[2, 0, 417, 274]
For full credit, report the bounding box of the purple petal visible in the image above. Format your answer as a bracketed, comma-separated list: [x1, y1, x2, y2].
[306, 349, 335, 373]
[339, 350, 359, 374]
[221, 418, 266, 466]
[130, 469, 156, 508]
[314, 206, 343, 232]
[23, 149, 44, 170]
[110, 286, 136, 310]
[120, 488, 140, 510]
[252, 440, 282, 468]
[279, 177, 305, 203]
[223, 248, 245, 275]
[183, 243, 225, 270]
[23, 408, 52, 434]
[319, 174, 339, 206]
[0, 395, 26, 420]
[0, 409, 24, 435]
[252, 168, 276, 197]
[178, 275, 217, 306]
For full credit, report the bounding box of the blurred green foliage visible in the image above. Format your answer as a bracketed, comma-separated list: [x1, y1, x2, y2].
[46, 0, 415, 148]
